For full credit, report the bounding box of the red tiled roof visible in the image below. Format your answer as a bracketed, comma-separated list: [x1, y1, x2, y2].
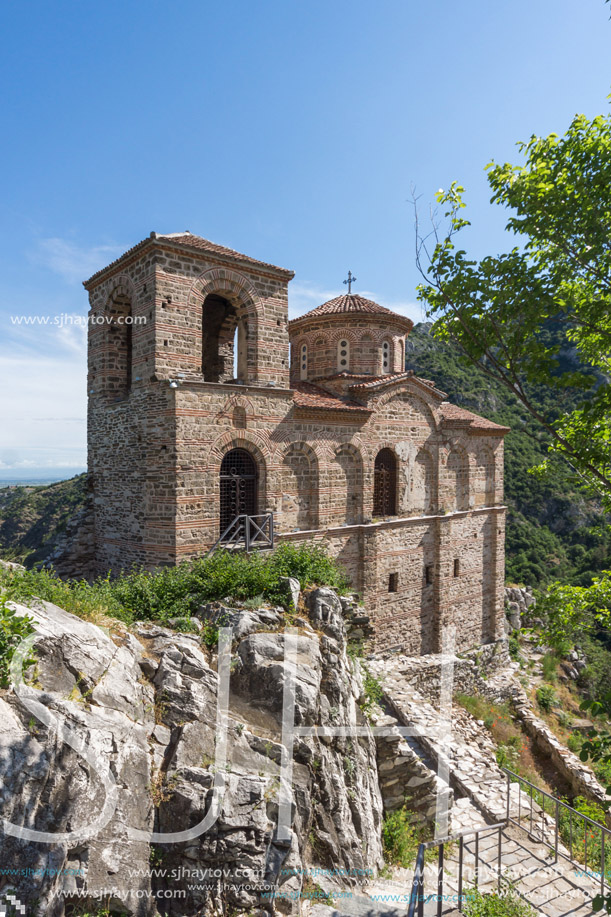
[84, 231, 294, 287]
[290, 294, 413, 328]
[292, 382, 370, 414]
[348, 371, 415, 390]
[345, 372, 447, 399]
[439, 403, 510, 433]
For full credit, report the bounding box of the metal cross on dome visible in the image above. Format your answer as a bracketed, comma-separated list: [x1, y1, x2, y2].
[343, 270, 357, 294]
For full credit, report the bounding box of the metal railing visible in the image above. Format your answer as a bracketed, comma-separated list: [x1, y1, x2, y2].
[207, 513, 275, 556]
[407, 823, 506, 917]
[503, 767, 611, 897]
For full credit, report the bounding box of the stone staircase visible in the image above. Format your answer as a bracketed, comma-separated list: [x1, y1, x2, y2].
[362, 656, 607, 916]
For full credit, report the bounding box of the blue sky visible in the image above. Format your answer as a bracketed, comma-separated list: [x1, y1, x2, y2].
[1, 0, 610, 479]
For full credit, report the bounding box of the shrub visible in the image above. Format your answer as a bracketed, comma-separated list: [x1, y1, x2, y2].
[382, 808, 422, 867]
[508, 633, 520, 660]
[359, 670, 384, 719]
[536, 684, 557, 712]
[567, 732, 583, 754]
[558, 796, 610, 875]
[541, 652, 558, 683]
[0, 543, 350, 628]
[463, 885, 536, 917]
[496, 739, 520, 770]
[0, 595, 36, 688]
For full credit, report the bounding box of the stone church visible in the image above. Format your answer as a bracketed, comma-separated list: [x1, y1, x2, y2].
[85, 232, 508, 654]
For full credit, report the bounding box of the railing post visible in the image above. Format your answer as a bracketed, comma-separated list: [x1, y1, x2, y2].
[475, 830, 479, 888]
[245, 516, 251, 551]
[270, 512, 274, 548]
[555, 799, 559, 864]
[506, 773, 510, 822]
[458, 835, 464, 912]
[437, 843, 444, 917]
[602, 829, 606, 897]
[497, 825, 502, 891]
[418, 854, 424, 917]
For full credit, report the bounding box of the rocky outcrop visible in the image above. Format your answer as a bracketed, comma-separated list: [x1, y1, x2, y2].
[504, 585, 536, 632]
[0, 586, 385, 916]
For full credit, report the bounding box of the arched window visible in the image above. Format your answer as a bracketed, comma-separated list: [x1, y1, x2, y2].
[220, 448, 257, 532]
[300, 342, 308, 380]
[399, 338, 405, 372]
[382, 339, 391, 374]
[337, 338, 350, 372]
[374, 448, 397, 516]
[202, 293, 245, 383]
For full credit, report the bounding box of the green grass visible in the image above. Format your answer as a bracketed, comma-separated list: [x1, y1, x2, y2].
[0, 542, 350, 627]
[462, 885, 536, 917]
[0, 594, 36, 687]
[541, 652, 558, 683]
[359, 670, 384, 720]
[382, 808, 428, 868]
[536, 684, 558, 712]
[557, 795, 610, 874]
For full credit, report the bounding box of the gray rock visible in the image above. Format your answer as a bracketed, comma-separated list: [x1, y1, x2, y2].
[1, 587, 385, 915]
[307, 587, 346, 643]
[279, 575, 301, 609]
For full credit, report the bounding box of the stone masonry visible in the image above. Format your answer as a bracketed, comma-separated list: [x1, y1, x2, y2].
[85, 232, 508, 654]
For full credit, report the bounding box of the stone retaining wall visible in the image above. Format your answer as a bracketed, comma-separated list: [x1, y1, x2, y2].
[375, 640, 512, 707]
[374, 710, 452, 825]
[511, 685, 611, 813]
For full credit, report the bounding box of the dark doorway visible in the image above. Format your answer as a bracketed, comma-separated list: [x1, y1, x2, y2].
[374, 448, 397, 516]
[220, 448, 257, 532]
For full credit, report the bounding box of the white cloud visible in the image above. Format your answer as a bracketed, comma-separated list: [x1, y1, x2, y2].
[0, 321, 87, 472]
[34, 238, 124, 285]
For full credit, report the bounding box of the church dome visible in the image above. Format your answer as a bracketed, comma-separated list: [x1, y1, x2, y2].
[289, 293, 413, 330]
[289, 290, 413, 383]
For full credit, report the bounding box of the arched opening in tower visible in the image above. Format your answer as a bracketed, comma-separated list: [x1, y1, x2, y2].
[202, 293, 247, 382]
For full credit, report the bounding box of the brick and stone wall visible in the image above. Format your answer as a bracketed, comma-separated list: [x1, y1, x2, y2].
[85, 234, 508, 654]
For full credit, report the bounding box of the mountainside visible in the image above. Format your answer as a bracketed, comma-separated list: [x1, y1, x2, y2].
[0, 475, 87, 566]
[406, 323, 611, 587]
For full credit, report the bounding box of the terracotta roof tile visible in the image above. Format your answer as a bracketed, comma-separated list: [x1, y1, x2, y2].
[348, 371, 415, 390]
[84, 231, 293, 287]
[289, 293, 413, 328]
[345, 372, 447, 399]
[292, 382, 370, 414]
[439, 403, 510, 433]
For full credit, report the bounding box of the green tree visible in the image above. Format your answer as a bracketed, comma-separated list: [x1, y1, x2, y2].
[417, 107, 611, 507]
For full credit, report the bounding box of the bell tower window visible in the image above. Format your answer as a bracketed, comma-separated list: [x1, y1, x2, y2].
[202, 293, 240, 383]
[300, 343, 308, 380]
[338, 338, 350, 372]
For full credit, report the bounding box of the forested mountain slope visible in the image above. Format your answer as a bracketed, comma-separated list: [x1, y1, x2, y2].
[0, 474, 87, 566]
[406, 323, 611, 587]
